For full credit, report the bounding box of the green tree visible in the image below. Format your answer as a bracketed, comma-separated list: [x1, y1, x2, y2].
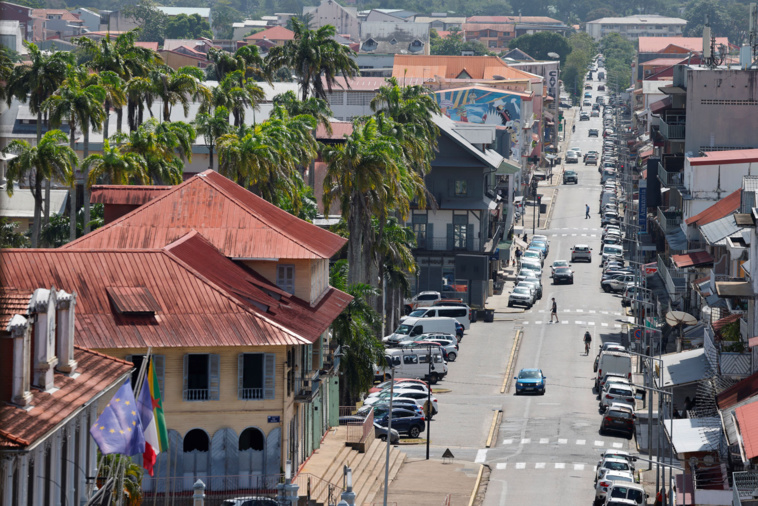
[43, 65, 107, 237]
[96, 453, 143, 506]
[508, 32, 572, 66]
[329, 259, 383, 405]
[684, 0, 747, 45]
[210, 70, 265, 127]
[39, 213, 72, 248]
[193, 106, 232, 171]
[0, 219, 29, 248]
[266, 18, 360, 100]
[165, 13, 213, 39]
[586, 7, 618, 21]
[373, 216, 417, 335]
[0, 47, 15, 104]
[149, 65, 210, 122]
[431, 28, 491, 56]
[273, 90, 334, 134]
[84, 139, 149, 187]
[599, 33, 635, 91]
[122, 1, 169, 45]
[211, 0, 242, 39]
[3, 130, 77, 248]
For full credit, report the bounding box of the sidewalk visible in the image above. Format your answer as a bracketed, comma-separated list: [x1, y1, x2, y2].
[383, 458, 480, 506]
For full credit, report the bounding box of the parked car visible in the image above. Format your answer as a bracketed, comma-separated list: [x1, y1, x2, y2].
[369, 378, 428, 394]
[417, 338, 458, 362]
[570, 244, 592, 262]
[565, 151, 579, 163]
[374, 423, 400, 443]
[514, 368, 546, 395]
[222, 497, 278, 506]
[598, 84, 606, 91]
[601, 274, 635, 293]
[595, 470, 636, 506]
[599, 403, 636, 439]
[596, 457, 634, 485]
[552, 266, 574, 284]
[523, 249, 544, 265]
[508, 286, 534, 308]
[519, 278, 543, 299]
[374, 408, 426, 438]
[605, 483, 646, 505]
[529, 240, 549, 257]
[563, 170, 578, 184]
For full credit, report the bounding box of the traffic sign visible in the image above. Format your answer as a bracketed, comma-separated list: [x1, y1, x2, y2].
[633, 328, 643, 341]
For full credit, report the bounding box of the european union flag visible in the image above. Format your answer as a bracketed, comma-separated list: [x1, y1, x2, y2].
[90, 379, 145, 456]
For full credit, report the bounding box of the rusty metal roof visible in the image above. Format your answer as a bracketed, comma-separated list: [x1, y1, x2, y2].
[685, 189, 741, 227]
[718, 369, 758, 409]
[106, 286, 161, 315]
[90, 185, 172, 205]
[66, 171, 347, 260]
[0, 288, 32, 329]
[0, 246, 310, 349]
[0, 346, 132, 450]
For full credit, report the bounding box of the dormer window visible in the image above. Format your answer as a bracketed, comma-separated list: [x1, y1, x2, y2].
[361, 38, 377, 51]
[390, 38, 397, 45]
[408, 39, 424, 53]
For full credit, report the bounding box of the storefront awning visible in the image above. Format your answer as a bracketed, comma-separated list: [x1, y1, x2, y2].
[716, 281, 754, 297]
[650, 96, 672, 114]
[671, 250, 714, 268]
[497, 159, 521, 175]
[656, 347, 710, 388]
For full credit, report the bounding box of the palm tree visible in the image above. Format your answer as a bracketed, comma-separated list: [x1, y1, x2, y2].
[0, 46, 14, 104]
[329, 259, 383, 405]
[97, 71, 127, 141]
[43, 65, 107, 235]
[372, 216, 417, 333]
[208, 45, 268, 82]
[3, 130, 77, 247]
[322, 117, 404, 286]
[194, 106, 231, 171]
[125, 76, 155, 131]
[266, 18, 359, 101]
[149, 65, 209, 122]
[84, 139, 149, 187]
[273, 90, 333, 135]
[210, 70, 265, 128]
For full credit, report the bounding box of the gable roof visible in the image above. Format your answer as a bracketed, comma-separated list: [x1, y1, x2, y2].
[466, 15, 561, 24]
[0, 241, 313, 349]
[64, 171, 347, 260]
[501, 48, 534, 61]
[393, 55, 537, 80]
[638, 36, 730, 53]
[0, 346, 132, 450]
[90, 185, 172, 205]
[245, 25, 295, 41]
[685, 188, 742, 226]
[736, 401, 758, 460]
[700, 214, 743, 246]
[718, 369, 758, 409]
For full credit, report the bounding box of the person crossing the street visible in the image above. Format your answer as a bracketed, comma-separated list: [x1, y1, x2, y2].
[585, 203, 591, 219]
[550, 298, 559, 323]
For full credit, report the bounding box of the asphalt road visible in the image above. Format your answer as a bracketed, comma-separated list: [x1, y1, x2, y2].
[400, 80, 642, 505]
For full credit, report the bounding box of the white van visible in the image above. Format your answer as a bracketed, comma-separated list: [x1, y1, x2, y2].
[374, 348, 448, 384]
[401, 306, 470, 330]
[602, 244, 624, 262]
[595, 351, 632, 390]
[383, 317, 458, 345]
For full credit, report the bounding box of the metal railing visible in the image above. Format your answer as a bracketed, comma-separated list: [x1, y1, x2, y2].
[426, 237, 481, 251]
[183, 388, 209, 401]
[656, 206, 683, 234]
[239, 387, 263, 400]
[657, 162, 684, 188]
[733, 470, 758, 505]
[344, 406, 374, 444]
[294, 472, 343, 504]
[657, 254, 687, 296]
[660, 120, 685, 140]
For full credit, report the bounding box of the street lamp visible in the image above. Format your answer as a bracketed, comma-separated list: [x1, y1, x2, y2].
[425, 344, 436, 460]
[382, 357, 395, 506]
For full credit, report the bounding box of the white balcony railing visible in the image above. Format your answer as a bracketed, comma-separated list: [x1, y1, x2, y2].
[657, 254, 687, 296]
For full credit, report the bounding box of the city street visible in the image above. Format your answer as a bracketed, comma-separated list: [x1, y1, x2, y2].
[400, 82, 642, 505]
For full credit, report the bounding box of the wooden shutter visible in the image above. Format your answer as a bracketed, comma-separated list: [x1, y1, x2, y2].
[237, 354, 245, 400]
[264, 353, 275, 400]
[211, 428, 239, 490]
[182, 355, 189, 401]
[446, 224, 454, 250]
[466, 224, 475, 250]
[265, 427, 282, 477]
[209, 354, 220, 401]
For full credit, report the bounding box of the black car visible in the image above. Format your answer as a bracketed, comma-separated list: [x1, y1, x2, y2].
[600, 403, 635, 438]
[580, 112, 590, 121]
[374, 407, 426, 438]
[589, 129, 599, 137]
[552, 267, 574, 284]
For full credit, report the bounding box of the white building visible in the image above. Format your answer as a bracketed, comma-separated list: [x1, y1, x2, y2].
[0, 19, 22, 52]
[585, 15, 686, 42]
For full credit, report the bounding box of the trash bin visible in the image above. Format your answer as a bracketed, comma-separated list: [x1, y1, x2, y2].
[470, 310, 478, 323]
[540, 203, 547, 213]
[483, 308, 495, 323]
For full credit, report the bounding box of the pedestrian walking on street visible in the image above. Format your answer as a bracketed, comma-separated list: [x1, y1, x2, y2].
[523, 232, 528, 243]
[550, 298, 559, 323]
[585, 204, 590, 219]
[515, 247, 522, 269]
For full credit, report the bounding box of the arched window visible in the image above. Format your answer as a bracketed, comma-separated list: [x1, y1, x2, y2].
[239, 427, 265, 451]
[183, 429, 209, 452]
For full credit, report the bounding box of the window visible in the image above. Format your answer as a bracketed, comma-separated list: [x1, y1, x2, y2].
[277, 264, 295, 294]
[412, 214, 428, 249]
[403, 354, 418, 365]
[238, 353, 276, 400]
[453, 214, 468, 249]
[454, 180, 468, 196]
[183, 354, 220, 401]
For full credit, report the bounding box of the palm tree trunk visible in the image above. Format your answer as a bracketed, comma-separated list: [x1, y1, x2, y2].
[83, 127, 91, 234]
[346, 198, 364, 287]
[38, 110, 52, 229]
[117, 106, 124, 134]
[208, 145, 214, 171]
[103, 101, 110, 141]
[31, 173, 42, 248]
[69, 134, 76, 242]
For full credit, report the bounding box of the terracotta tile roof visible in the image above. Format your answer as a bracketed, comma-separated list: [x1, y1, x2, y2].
[393, 55, 536, 80]
[641, 57, 686, 67]
[462, 23, 514, 32]
[0, 245, 311, 349]
[638, 36, 730, 53]
[0, 346, 132, 449]
[322, 76, 427, 91]
[685, 189, 741, 226]
[719, 369, 758, 409]
[688, 149, 758, 166]
[134, 41, 159, 51]
[90, 185, 172, 205]
[165, 232, 352, 343]
[713, 313, 742, 335]
[466, 15, 561, 24]
[0, 288, 31, 329]
[671, 250, 714, 268]
[736, 401, 758, 459]
[245, 25, 294, 41]
[64, 171, 347, 260]
[316, 122, 353, 140]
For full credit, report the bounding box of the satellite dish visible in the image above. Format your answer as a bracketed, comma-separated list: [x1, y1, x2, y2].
[703, 455, 715, 466]
[548, 52, 560, 59]
[665, 311, 697, 327]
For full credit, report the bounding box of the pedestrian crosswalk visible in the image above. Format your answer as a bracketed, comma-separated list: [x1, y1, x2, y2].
[520, 310, 632, 328]
[502, 438, 625, 449]
[495, 462, 596, 472]
[522, 321, 623, 328]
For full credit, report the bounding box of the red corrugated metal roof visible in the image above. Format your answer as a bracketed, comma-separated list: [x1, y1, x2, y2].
[316, 122, 353, 140]
[245, 26, 295, 41]
[736, 401, 758, 459]
[0, 346, 132, 449]
[671, 250, 714, 268]
[650, 96, 672, 114]
[0, 246, 309, 348]
[90, 185, 172, 205]
[688, 148, 758, 166]
[106, 286, 161, 315]
[713, 313, 742, 333]
[685, 189, 741, 226]
[717, 369, 758, 409]
[65, 171, 347, 260]
[0, 288, 31, 328]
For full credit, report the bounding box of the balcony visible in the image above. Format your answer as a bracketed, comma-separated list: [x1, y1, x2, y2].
[420, 237, 482, 252]
[659, 112, 686, 140]
[657, 161, 684, 189]
[294, 375, 320, 403]
[656, 206, 683, 234]
[704, 322, 751, 377]
[657, 254, 687, 296]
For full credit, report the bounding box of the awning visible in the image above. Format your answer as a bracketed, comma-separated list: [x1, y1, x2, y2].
[656, 347, 710, 388]
[665, 228, 688, 251]
[671, 250, 714, 268]
[634, 110, 646, 118]
[716, 281, 754, 297]
[659, 85, 687, 95]
[662, 417, 722, 453]
[650, 96, 672, 114]
[639, 148, 654, 159]
[497, 159, 521, 175]
[543, 110, 554, 120]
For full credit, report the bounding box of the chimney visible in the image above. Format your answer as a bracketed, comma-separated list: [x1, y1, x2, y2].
[56, 289, 77, 375]
[30, 287, 59, 391]
[8, 314, 33, 407]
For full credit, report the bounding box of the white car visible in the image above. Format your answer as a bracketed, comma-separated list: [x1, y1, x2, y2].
[517, 281, 539, 301]
[596, 449, 635, 471]
[523, 249, 544, 265]
[600, 384, 635, 410]
[565, 150, 579, 163]
[595, 470, 636, 505]
[367, 385, 430, 399]
[595, 457, 634, 485]
[416, 339, 459, 362]
[508, 286, 534, 308]
[364, 388, 439, 415]
[570, 147, 583, 158]
[570, 244, 592, 262]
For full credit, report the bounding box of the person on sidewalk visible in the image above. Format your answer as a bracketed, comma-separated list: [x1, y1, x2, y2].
[550, 298, 559, 323]
[515, 247, 522, 269]
[585, 204, 590, 219]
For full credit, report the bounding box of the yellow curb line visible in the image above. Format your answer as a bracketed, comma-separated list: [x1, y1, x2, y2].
[468, 464, 485, 506]
[485, 409, 502, 448]
[501, 329, 523, 394]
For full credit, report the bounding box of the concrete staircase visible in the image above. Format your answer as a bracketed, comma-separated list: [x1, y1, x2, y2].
[298, 426, 406, 506]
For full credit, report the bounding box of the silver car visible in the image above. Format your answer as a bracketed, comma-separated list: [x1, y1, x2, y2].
[508, 286, 534, 308]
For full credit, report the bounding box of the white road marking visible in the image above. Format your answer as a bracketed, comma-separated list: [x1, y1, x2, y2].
[614, 324, 621, 328]
[601, 311, 609, 315]
[539, 438, 549, 444]
[589, 310, 596, 313]
[555, 463, 566, 469]
[561, 321, 568, 324]
[613, 442, 624, 448]
[576, 439, 586, 445]
[538, 309, 545, 313]
[558, 439, 568, 444]
[475, 449, 487, 463]
[535, 463, 546, 469]
[515, 462, 526, 469]
[503, 439, 513, 445]
[574, 464, 585, 471]
[576, 321, 585, 325]
[575, 309, 584, 313]
[588, 322, 596, 326]
[601, 323, 609, 327]
[594, 441, 604, 446]
[535, 321, 543, 325]
[521, 438, 531, 444]
[496, 463, 507, 470]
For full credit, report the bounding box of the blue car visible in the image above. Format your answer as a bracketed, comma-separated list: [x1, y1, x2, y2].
[375, 407, 426, 438]
[529, 241, 548, 257]
[514, 368, 547, 395]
